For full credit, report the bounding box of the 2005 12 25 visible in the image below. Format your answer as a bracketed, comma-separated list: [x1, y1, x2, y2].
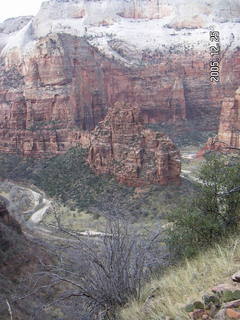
[209, 30, 220, 82]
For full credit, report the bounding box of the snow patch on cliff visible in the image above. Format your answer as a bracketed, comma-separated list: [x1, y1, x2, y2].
[0, 16, 33, 34]
[1, 0, 240, 62]
[35, 16, 239, 57]
[0, 34, 9, 50]
[1, 21, 36, 57]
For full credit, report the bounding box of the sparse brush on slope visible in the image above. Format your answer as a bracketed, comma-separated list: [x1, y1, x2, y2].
[0, 148, 134, 211]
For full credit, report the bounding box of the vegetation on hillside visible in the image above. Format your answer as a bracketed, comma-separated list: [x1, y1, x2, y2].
[0, 148, 134, 210]
[119, 152, 240, 319]
[167, 153, 240, 258]
[0, 148, 196, 222]
[146, 114, 219, 147]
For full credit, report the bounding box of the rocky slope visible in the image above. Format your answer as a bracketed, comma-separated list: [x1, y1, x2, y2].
[185, 275, 240, 320]
[88, 102, 181, 186]
[0, 200, 62, 320]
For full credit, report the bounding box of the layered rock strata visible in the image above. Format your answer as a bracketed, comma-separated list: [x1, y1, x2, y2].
[0, 31, 240, 156]
[88, 102, 181, 186]
[0, 0, 239, 160]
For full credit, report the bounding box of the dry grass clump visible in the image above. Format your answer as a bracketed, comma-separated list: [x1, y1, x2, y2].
[119, 235, 240, 320]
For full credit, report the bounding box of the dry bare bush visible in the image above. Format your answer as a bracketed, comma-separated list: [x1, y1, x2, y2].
[40, 215, 163, 320]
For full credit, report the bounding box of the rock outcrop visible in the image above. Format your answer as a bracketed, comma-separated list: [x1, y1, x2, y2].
[88, 102, 181, 186]
[0, 202, 22, 235]
[185, 272, 240, 319]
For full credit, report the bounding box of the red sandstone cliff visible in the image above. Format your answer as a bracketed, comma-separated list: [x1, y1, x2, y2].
[217, 87, 240, 149]
[199, 87, 240, 155]
[0, 30, 240, 157]
[0, 33, 190, 156]
[88, 102, 181, 186]
[0, 0, 239, 158]
[0, 0, 239, 184]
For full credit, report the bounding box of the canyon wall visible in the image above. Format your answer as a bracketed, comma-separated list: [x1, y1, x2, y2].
[0, 0, 240, 184]
[0, 30, 239, 156]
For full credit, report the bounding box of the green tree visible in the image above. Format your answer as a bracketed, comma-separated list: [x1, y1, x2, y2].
[198, 154, 240, 228]
[167, 153, 240, 258]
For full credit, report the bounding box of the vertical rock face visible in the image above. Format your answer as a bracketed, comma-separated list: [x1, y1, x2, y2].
[0, 34, 108, 156]
[0, 33, 190, 156]
[0, 30, 239, 157]
[117, 0, 173, 19]
[88, 102, 181, 186]
[217, 87, 240, 148]
[199, 87, 240, 155]
[34, 0, 173, 26]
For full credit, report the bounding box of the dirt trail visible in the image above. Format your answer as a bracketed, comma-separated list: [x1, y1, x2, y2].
[0, 182, 110, 242]
[180, 149, 204, 184]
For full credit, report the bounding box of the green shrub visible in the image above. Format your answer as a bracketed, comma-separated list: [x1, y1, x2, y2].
[197, 154, 240, 228]
[167, 153, 240, 258]
[167, 204, 225, 258]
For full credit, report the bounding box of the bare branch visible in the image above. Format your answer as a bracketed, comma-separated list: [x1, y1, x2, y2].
[6, 300, 13, 320]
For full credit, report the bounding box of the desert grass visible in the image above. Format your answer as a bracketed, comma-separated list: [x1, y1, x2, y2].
[119, 235, 240, 320]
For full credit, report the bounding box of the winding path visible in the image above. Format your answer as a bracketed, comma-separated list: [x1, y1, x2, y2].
[1, 182, 110, 242]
